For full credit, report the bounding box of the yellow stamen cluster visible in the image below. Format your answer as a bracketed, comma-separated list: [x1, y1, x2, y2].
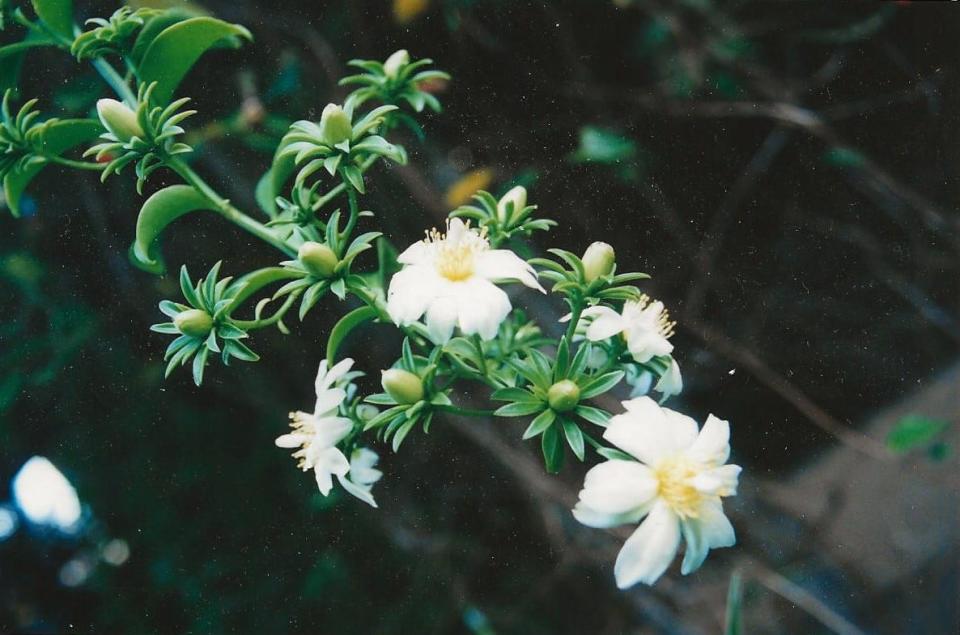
[636, 293, 676, 339]
[287, 411, 313, 468]
[427, 221, 489, 282]
[654, 456, 704, 519]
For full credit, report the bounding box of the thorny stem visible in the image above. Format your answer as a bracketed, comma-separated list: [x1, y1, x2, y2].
[341, 173, 360, 242]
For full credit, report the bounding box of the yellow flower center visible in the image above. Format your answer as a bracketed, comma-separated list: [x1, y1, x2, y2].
[654, 456, 704, 519]
[427, 222, 488, 282]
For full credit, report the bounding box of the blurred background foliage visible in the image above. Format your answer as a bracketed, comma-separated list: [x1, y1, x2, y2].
[1, 0, 958, 633]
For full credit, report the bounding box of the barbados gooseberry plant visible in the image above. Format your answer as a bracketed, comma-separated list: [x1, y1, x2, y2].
[1, 0, 741, 589]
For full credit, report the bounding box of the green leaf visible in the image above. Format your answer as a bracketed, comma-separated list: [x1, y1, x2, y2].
[541, 424, 564, 474]
[130, 185, 213, 274]
[137, 17, 253, 104]
[561, 418, 585, 461]
[724, 572, 743, 635]
[886, 415, 949, 454]
[3, 119, 102, 217]
[574, 405, 611, 427]
[579, 370, 625, 399]
[129, 9, 196, 66]
[30, 0, 74, 39]
[326, 305, 378, 365]
[596, 447, 634, 462]
[522, 409, 555, 440]
[222, 267, 300, 316]
[494, 401, 544, 418]
[490, 387, 538, 403]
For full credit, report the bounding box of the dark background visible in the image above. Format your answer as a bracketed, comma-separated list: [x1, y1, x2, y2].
[1, 1, 958, 633]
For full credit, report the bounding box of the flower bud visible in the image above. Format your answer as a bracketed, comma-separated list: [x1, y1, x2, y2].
[174, 309, 213, 337]
[319, 103, 352, 146]
[298, 241, 338, 278]
[582, 241, 616, 281]
[356, 404, 380, 422]
[381, 368, 424, 404]
[383, 49, 410, 79]
[547, 379, 580, 412]
[96, 99, 144, 142]
[496, 186, 527, 223]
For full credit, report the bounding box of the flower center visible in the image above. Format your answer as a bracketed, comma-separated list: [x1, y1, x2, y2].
[630, 294, 676, 339]
[654, 456, 704, 519]
[427, 221, 488, 282]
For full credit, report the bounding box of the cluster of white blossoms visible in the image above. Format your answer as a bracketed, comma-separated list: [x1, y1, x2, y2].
[574, 397, 740, 587]
[275, 192, 739, 589]
[275, 359, 382, 507]
[386, 217, 544, 343]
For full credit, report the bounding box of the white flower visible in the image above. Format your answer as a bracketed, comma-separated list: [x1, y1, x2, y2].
[581, 295, 675, 364]
[276, 358, 357, 496]
[626, 358, 683, 400]
[387, 218, 544, 343]
[573, 396, 741, 588]
[337, 448, 383, 508]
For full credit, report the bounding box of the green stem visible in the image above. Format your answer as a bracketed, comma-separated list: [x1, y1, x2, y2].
[433, 403, 496, 417]
[167, 156, 296, 257]
[46, 155, 104, 171]
[232, 289, 301, 330]
[341, 172, 360, 241]
[312, 156, 377, 212]
[90, 58, 138, 106]
[564, 295, 585, 343]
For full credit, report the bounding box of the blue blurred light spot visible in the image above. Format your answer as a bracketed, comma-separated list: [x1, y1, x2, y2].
[0, 505, 17, 540]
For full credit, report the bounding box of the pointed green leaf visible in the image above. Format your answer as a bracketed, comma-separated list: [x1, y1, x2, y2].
[541, 424, 564, 474]
[30, 0, 73, 39]
[129, 185, 213, 274]
[326, 305, 378, 365]
[4, 119, 102, 217]
[137, 17, 253, 104]
[579, 370, 624, 399]
[561, 418, 585, 461]
[523, 410, 555, 440]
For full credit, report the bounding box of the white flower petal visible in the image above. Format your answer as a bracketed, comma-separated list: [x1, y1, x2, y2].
[680, 517, 709, 575]
[312, 447, 350, 495]
[584, 306, 625, 341]
[692, 464, 741, 497]
[699, 498, 736, 549]
[425, 296, 458, 344]
[686, 414, 731, 465]
[454, 278, 511, 340]
[475, 250, 544, 292]
[337, 473, 378, 507]
[309, 415, 353, 448]
[654, 358, 683, 397]
[577, 460, 658, 517]
[605, 397, 672, 465]
[661, 407, 700, 452]
[386, 266, 440, 325]
[275, 433, 308, 449]
[396, 239, 431, 265]
[613, 501, 681, 588]
[313, 386, 347, 418]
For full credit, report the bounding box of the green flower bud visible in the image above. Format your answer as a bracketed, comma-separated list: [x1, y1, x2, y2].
[547, 379, 580, 412]
[381, 368, 424, 404]
[174, 309, 213, 337]
[497, 186, 527, 223]
[298, 241, 338, 278]
[582, 241, 616, 281]
[319, 103, 353, 147]
[96, 99, 144, 142]
[356, 404, 380, 422]
[383, 49, 410, 79]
